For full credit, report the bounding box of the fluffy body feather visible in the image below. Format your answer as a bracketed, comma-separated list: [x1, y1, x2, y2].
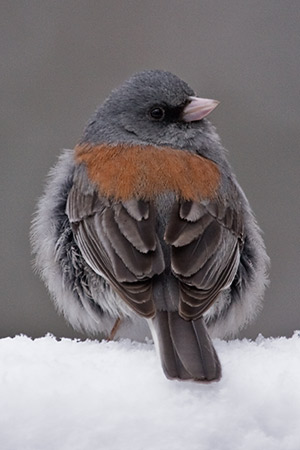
[31, 70, 269, 381]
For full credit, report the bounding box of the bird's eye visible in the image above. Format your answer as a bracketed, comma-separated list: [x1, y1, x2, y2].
[149, 106, 165, 121]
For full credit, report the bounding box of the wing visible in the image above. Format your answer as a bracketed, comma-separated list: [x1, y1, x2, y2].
[165, 195, 244, 321]
[65, 165, 165, 318]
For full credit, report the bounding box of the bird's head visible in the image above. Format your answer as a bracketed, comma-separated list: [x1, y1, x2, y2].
[81, 70, 220, 150]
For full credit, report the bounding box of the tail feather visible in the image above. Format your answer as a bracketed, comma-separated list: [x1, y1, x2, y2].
[153, 311, 191, 380]
[151, 311, 221, 382]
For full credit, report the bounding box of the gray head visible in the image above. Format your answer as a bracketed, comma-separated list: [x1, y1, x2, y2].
[80, 70, 221, 156]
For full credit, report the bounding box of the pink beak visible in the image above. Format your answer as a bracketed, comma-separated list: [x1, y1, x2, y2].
[182, 96, 220, 122]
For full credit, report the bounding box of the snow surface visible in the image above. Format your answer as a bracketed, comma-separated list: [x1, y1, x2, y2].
[0, 334, 300, 450]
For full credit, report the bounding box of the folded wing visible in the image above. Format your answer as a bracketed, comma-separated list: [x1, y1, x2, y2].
[66, 166, 165, 318]
[165, 198, 244, 320]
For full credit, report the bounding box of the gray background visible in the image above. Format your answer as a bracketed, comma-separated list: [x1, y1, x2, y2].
[1, 1, 299, 340]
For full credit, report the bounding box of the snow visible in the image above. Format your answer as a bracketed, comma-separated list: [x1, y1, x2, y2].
[0, 334, 300, 450]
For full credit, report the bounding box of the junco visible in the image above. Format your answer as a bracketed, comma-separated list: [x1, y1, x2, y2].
[31, 70, 269, 382]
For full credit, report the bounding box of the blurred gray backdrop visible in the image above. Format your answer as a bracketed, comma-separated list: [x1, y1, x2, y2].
[1, 1, 299, 340]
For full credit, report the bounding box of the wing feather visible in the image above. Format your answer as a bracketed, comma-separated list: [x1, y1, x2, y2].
[165, 198, 244, 320]
[66, 165, 165, 318]
[114, 203, 156, 252]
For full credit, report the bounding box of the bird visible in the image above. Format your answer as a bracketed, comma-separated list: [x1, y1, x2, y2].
[31, 70, 269, 382]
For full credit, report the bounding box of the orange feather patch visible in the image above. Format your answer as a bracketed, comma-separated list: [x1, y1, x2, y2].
[75, 143, 220, 201]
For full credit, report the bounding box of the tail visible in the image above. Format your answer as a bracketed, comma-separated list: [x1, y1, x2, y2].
[150, 311, 221, 382]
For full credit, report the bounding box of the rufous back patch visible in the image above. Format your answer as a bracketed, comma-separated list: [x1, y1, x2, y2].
[75, 143, 220, 201]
